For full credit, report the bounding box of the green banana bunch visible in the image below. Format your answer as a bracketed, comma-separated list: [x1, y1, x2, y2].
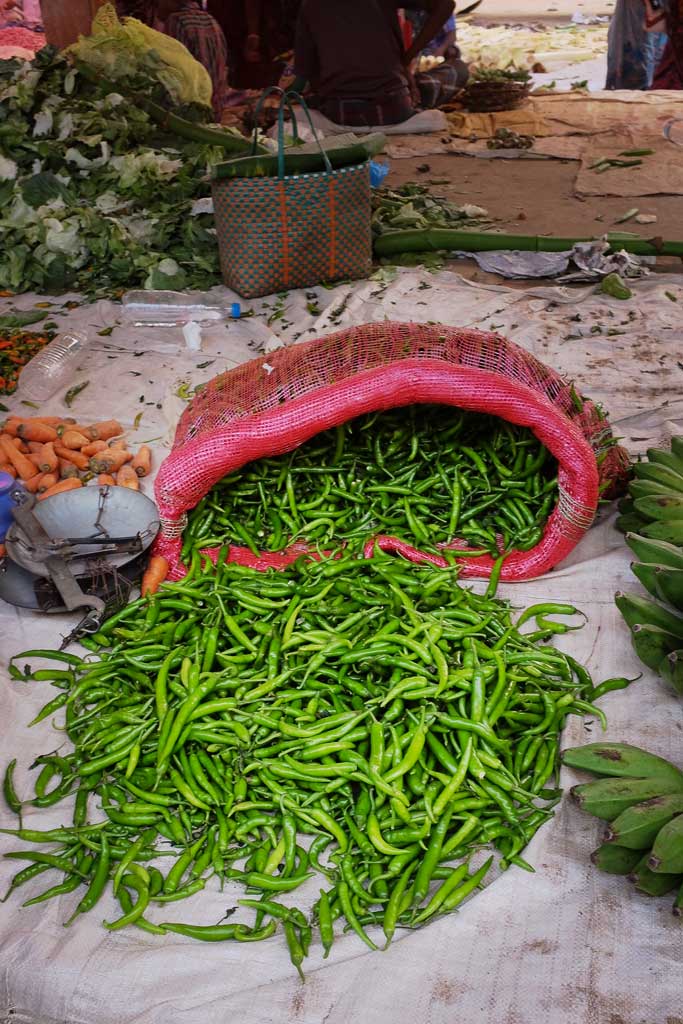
[563, 742, 683, 915]
[616, 436, 683, 541]
[614, 436, 683, 697]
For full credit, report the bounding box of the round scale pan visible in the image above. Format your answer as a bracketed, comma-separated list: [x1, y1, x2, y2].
[5, 486, 160, 578]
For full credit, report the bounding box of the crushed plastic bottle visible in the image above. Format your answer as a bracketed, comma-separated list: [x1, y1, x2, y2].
[17, 332, 88, 403]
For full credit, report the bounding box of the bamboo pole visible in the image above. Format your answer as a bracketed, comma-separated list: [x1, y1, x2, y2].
[75, 63, 263, 156]
[373, 228, 683, 259]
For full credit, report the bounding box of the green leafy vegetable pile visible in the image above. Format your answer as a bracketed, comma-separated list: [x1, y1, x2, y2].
[0, 48, 230, 296]
[371, 184, 491, 238]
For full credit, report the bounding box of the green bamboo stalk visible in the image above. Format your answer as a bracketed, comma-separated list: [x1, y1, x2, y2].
[213, 134, 386, 180]
[373, 228, 683, 259]
[75, 62, 262, 155]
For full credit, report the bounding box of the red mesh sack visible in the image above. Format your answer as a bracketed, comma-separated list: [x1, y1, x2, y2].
[153, 322, 629, 582]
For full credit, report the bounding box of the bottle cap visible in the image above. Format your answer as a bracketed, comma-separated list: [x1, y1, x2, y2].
[231, 303, 241, 319]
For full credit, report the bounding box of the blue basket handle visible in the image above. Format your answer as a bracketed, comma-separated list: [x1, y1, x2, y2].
[250, 86, 299, 157]
[276, 90, 334, 179]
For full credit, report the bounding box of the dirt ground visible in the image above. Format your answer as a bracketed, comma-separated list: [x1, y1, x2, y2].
[386, 152, 683, 280]
[382, 2, 683, 281]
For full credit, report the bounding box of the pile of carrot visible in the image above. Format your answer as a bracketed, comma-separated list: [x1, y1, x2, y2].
[0, 416, 152, 501]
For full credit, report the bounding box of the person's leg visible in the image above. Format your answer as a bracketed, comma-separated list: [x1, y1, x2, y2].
[605, 0, 650, 89]
[415, 57, 468, 109]
[319, 89, 414, 127]
[645, 31, 669, 86]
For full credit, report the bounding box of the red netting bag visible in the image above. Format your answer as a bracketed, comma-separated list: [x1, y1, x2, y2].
[153, 322, 629, 582]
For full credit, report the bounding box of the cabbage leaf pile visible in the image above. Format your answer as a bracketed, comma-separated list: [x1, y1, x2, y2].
[0, 47, 227, 296]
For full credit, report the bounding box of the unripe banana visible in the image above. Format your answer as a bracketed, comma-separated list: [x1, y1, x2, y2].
[631, 861, 682, 897]
[648, 813, 683, 874]
[673, 880, 683, 917]
[590, 844, 642, 875]
[659, 651, 683, 697]
[646, 447, 683, 478]
[614, 592, 683, 638]
[562, 742, 683, 784]
[630, 623, 680, 672]
[629, 480, 674, 500]
[635, 494, 683, 522]
[630, 561, 663, 599]
[571, 776, 683, 821]
[671, 436, 683, 460]
[641, 519, 683, 544]
[654, 567, 683, 612]
[625, 532, 683, 570]
[632, 463, 683, 493]
[604, 794, 683, 849]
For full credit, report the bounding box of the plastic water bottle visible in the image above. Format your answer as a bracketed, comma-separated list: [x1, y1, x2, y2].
[121, 290, 242, 327]
[17, 331, 87, 403]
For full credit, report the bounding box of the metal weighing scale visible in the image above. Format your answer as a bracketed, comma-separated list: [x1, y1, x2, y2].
[0, 485, 160, 644]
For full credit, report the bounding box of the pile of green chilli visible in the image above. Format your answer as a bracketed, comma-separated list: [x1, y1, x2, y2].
[182, 405, 559, 562]
[1, 550, 613, 973]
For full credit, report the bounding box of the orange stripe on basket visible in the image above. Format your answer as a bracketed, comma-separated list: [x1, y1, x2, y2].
[328, 178, 337, 280]
[277, 181, 290, 285]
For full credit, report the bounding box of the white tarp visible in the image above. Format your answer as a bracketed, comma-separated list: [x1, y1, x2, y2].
[1, 267, 682, 1024]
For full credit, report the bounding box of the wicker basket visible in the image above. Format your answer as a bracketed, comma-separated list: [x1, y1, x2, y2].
[463, 80, 530, 113]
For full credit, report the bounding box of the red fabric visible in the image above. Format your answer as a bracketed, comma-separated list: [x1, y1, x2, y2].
[0, 25, 44, 50]
[153, 322, 629, 582]
[398, 10, 413, 50]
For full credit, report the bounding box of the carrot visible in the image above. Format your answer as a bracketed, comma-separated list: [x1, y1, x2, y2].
[26, 442, 44, 453]
[58, 459, 79, 480]
[0, 436, 39, 480]
[38, 478, 82, 500]
[11, 437, 28, 453]
[97, 473, 116, 486]
[90, 450, 132, 474]
[19, 416, 70, 426]
[24, 472, 46, 494]
[0, 543, 5, 558]
[131, 445, 152, 478]
[55, 445, 89, 471]
[81, 440, 107, 457]
[88, 420, 123, 441]
[5, 417, 71, 437]
[116, 465, 139, 490]
[27, 453, 44, 469]
[61, 429, 90, 450]
[37, 472, 59, 492]
[0, 462, 16, 478]
[38, 442, 58, 474]
[141, 555, 169, 597]
[109, 440, 128, 452]
[16, 421, 58, 444]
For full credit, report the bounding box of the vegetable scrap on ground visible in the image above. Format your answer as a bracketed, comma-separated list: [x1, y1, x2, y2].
[457, 20, 608, 72]
[2, 547, 608, 970]
[0, 326, 54, 395]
